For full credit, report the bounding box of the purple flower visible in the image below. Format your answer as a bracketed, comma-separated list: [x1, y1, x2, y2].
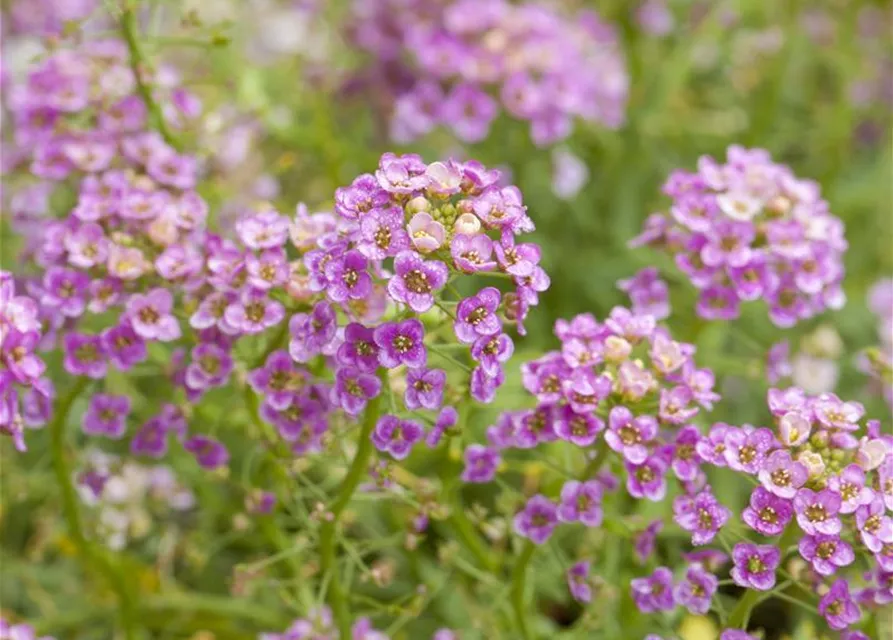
[469, 365, 504, 404]
[426, 406, 457, 448]
[324, 249, 373, 303]
[829, 464, 875, 514]
[671, 425, 703, 481]
[387, 251, 448, 313]
[856, 497, 893, 553]
[126, 288, 181, 342]
[246, 248, 289, 291]
[65, 222, 108, 269]
[634, 520, 663, 564]
[335, 173, 390, 221]
[451, 234, 496, 273]
[759, 449, 809, 499]
[554, 405, 604, 447]
[454, 287, 502, 344]
[470, 333, 514, 377]
[625, 454, 669, 501]
[371, 415, 424, 460]
[813, 392, 864, 430]
[793, 488, 842, 536]
[561, 369, 611, 414]
[225, 288, 285, 335]
[673, 489, 730, 546]
[658, 386, 699, 424]
[101, 322, 148, 371]
[723, 427, 776, 474]
[460, 444, 500, 483]
[405, 367, 446, 411]
[799, 534, 855, 576]
[674, 563, 718, 614]
[567, 561, 592, 603]
[235, 209, 289, 250]
[130, 405, 187, 458]
[720, 630, 758, 640]
[337, 323, 380, 373]
[513, 494, 558, 544]
[82, 394, 130, 439]
[63, 332, 107, 378]
[819, 579, 861, 631]
[617, 267, 670, 320]
[742, 486, 794, 536]
[357, 206, 411, 260]
[731, 543, 780, 591]
[375, 153, 429, 194]
[373, 319, 426, 369]
[606, 406, 658, 464]
[557, 480, 603, 527]
[289, 301, 338, 363]
[493, 233, 541, 277]
[184, 436, 230, 470]
[440, 83, 497, 143]
[185, 343, 234, 391]
[248, 351, 303, 411]
[630, 567, 675, 613]
[1, 330, 44, 384]
[41, 267, 88, 317]
[334, 367, 382, 416]
[696, 286, 740, 320]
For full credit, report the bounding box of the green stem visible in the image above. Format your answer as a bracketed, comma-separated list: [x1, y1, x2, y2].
[119, 5, 178, 149]
[319, 372, 385, 637]
[510, 541, 537, 640]
[142, 591, 289, 627]
[50, 378, 138, 640]
[727, 521, 800, 628]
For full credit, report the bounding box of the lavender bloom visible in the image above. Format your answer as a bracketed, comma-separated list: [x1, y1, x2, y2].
[387, 251, 448, 313]
[63, 332, 107, 378]
[337, 323, 380, 373]
[793, 488, 843, 536]
[184, 436, 229, 470]
[357, 206, 410, 259]
[766, 341, 793, 384]
[185, 342, 234, 391]
[426, 406, 457, 448]
[451, 234, 496, 273]
[404, 367, 446, 411]
[101, 322, 148, 371]
[671, 425, 703, 481]
[606, 406, 658, 464]
[829, 464, 875, 514]
[406, 212, 445, 254]
[673, 489, 730, 545]
[289, 301, 337, 363]
[1, 330, 44, 383]
[731, 543, 780, 591]
[373, 319, 426, 369]
[248, 351, 304, 411]
[324, 249, 373, 303]
[742, 486, 794, 536]
[567, 561, 592, 604]
[469, 366, 504, 404]
[454, 287, 502, 344]
[513, 494, 558, 544]
[224, 288, 285, 335]
[557, 480, 603, 527]
[335, 173, 390, 221]
[126, 288, 181, 342]
[759, 449, 809, 499]
[799, 534, 855, 576]
[82, 394, 131, 439]
[470, 333, 514, 377]
[460, 444, 500, 483]
[371, 415, 424, 460]
[41, 267, 88, 317]
[778, 411, 811, 447]
[554, 405, 604, 447]
[630, 567, 675, 613]
[634, 520, 663, 564]
[819, 579, 861, 630]
[334, 367, 382, 416]
[813, 392, 864, 430]
[674, 563, 718, 615]
[235, 209, 289, 250]
[723, 427, 776, 474]
[626, 454, 669, 501]
[617, 267, 670, 320]
[856, 497, 893, 553]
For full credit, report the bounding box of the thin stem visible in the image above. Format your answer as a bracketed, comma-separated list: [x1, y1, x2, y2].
[319, 371, 386, 637]
[50, 378, 138, 640]
[119, 5, 178, 148]
[510, 541, 537, 640]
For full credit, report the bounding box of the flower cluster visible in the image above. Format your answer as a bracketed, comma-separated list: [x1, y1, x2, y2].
[260, 608, 387, 640]
[0, 272, 51, 451]
[480, 306, 719, 545]
[696, 387, 892, 631]
[75, 449, 195, 550]
[347, 0, 627, 145]
[293, 152, 546, 462]
[631, 146, 847, 327]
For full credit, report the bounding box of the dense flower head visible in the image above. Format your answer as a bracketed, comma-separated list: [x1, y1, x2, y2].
[631, 146, 847, 327]
[347, 0, 628, 145]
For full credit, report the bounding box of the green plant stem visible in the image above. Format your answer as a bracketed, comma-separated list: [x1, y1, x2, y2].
[727, 522, 800, 628]
[119, 5, 178, 148]
[143, 592, 289, 627]
[319, 373, 385, 637]
[510, 540, 537, 640]
[49, 377, 138, 640]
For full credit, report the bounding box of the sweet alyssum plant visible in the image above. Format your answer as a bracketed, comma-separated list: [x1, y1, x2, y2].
[1, 4, 890, 640]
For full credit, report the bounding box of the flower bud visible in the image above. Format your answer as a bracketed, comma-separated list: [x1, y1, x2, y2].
[603, 335, 632, 362]
[797, 451, 826, 479]
[778, 411, 811, 447]
[405, 195, 431, 215]
[855, 437, 888, 471]
[453, 212, 482, 236]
